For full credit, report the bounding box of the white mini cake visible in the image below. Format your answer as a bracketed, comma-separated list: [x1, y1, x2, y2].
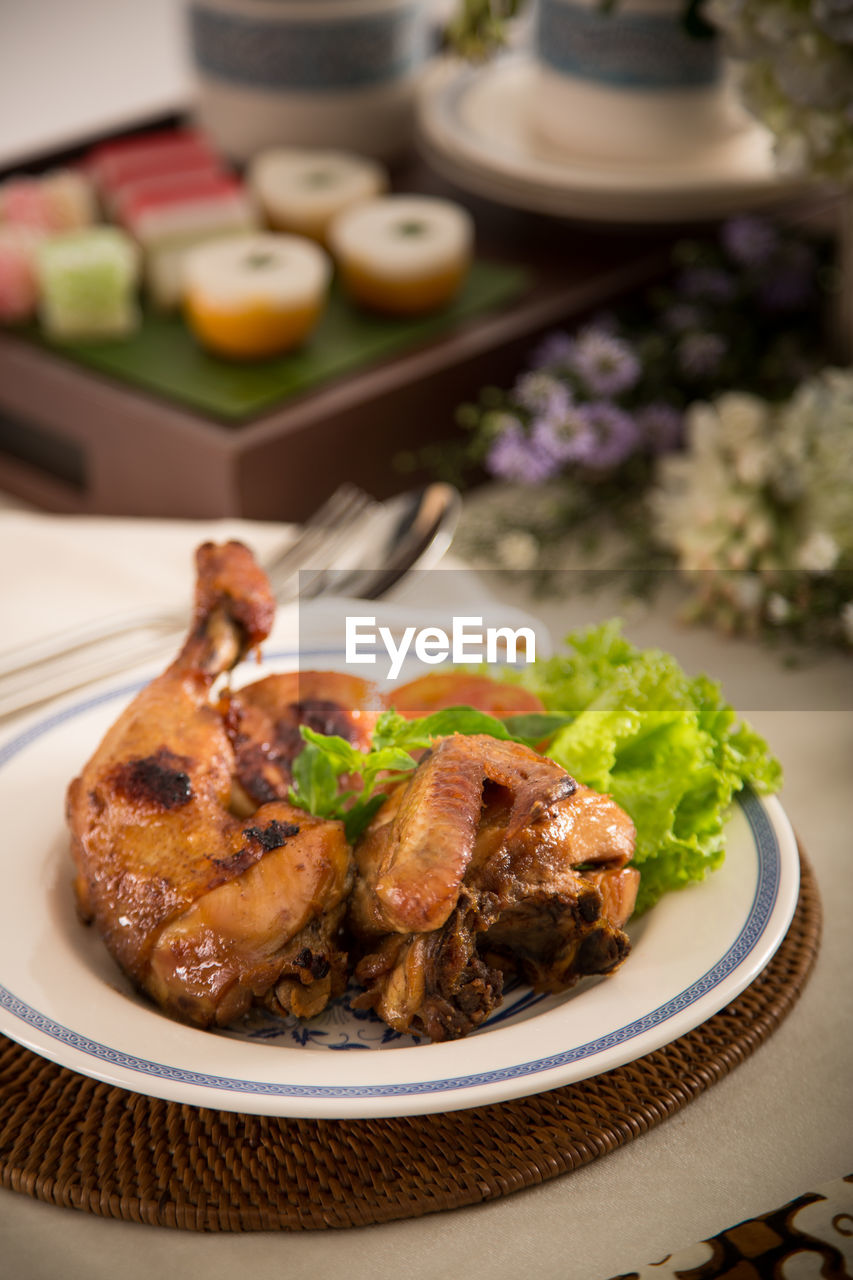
[327, 195, 473, 316]
[249, 148, 388, 243]
[182, 232, 331, 359]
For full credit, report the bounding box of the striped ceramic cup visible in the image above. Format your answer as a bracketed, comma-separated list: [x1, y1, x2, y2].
[528, 0, 740, 163]
[187, 0, 429, 161]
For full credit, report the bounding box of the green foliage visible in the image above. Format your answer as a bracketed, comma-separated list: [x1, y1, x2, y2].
[287, 705, 572, 842]
[518, 622, 782, 911]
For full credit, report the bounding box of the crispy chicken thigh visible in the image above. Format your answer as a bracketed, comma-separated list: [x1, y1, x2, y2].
[349, 734, 638, 1042]
[66, 542, 352, 1028]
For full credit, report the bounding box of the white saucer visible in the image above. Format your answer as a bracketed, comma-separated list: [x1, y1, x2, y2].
[416, 55, 813, 223]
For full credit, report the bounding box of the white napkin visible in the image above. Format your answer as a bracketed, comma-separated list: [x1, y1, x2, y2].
[1, 511, 295, 655]
[0, 509, 550, 715]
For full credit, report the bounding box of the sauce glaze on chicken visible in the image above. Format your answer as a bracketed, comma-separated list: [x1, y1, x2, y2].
[67, 542, 354, 1027]
[67, 541, 638, 1040]
[348, 734, 638, 1041]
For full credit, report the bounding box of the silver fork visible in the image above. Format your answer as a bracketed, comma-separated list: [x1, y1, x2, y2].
[0, 483, 376, 719]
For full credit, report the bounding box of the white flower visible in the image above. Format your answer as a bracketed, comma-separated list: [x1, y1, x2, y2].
[734, 442, 774, 486]
[652, 372, 853, 631]
[782, 370, 853, 557]
[744, 512, 775, 551]
[495, 529, 539, 570]
[725, 539, 751, 571]
[685, 402, 721, 458]
[715, 391, 769, 445]
[680, 523, 730, 571]
[795, 529, 840, 572]
[712, 0, 853, 179]
[767, 592, 792, 624]
[724, 495, 751, 528]
[732, 573, 764, 612]
[772, 461, 804, 503]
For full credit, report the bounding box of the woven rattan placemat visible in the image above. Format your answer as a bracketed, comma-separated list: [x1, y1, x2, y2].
[0, 848, 821, 1233]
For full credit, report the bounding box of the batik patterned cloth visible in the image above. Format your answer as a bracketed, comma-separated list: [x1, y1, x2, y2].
[612, 1173, 853, 1279]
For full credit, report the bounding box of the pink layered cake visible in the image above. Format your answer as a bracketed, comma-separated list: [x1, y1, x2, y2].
[87, 130, 256, 308]
[0, 170, 96, 233]
[0, 228, 40, 323]
[87, 129, 223, 208]
[120, 172, 257, 309]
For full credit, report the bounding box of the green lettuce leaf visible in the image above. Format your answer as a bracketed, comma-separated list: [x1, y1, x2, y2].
[518, 622, 782, 913]
[287, 621, 781, 916]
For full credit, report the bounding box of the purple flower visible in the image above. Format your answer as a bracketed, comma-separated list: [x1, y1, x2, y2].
[721, 216, 780, 267]
[531, 406, 596, 466]
[576, 402, 639, 469]
[635, 402, 684, 454]
[567, 327, 641, 397]
[485, 420, 562, 485]
[514, 370, 572, 419]
[677, 266, 738, 304]
[677, 331, 727, 378]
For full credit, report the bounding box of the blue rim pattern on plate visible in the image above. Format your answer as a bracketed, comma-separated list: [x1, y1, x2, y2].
[0, 665, 780, 1100]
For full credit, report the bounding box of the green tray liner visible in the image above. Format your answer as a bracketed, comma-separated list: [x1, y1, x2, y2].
[23, 261, 529, 424]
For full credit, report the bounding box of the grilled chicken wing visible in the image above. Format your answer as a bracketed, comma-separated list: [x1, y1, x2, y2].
[349, 734, 638, 1042]
[66, 542, 352, 1028]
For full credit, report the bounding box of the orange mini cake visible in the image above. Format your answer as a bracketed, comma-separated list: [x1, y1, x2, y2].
[249, 148, 387, 243]
[327, 194, 473, 316]
[182, 232, 331, 359]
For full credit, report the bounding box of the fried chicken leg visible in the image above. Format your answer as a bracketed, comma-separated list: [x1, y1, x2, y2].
[66, 542, 352, 1028]
[349, 734, 638, 1042]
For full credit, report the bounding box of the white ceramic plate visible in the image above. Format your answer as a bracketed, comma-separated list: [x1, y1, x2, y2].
[416, 56, 815, 223]
[0, 645, 798, 1118]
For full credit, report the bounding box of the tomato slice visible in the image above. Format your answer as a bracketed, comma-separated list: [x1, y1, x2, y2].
[386, 671, 545, 720]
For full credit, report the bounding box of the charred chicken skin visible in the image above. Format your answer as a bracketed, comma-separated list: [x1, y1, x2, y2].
[349, 734, 638, 1042]
[67, 542, 639, 1041]
[223, 670, 383, 809]
[66, 541, 353, 1028]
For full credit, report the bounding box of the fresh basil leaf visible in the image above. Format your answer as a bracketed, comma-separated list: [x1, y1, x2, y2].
[371, 710, 411, 751]
[412, 705, 514, 741]
[502, 713, 574, 743]
[288, 741, 340, 818]
[362, 746, 419, 776]
[299, 726, 362, 773]
[376, 705, 514, 751]
[386, 704, 570, 749]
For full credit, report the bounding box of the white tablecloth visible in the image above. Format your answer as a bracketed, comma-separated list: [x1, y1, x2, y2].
[0, 508, 851, 1280]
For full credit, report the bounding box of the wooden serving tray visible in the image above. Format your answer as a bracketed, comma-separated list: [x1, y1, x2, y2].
[0, 140, 668, 521]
